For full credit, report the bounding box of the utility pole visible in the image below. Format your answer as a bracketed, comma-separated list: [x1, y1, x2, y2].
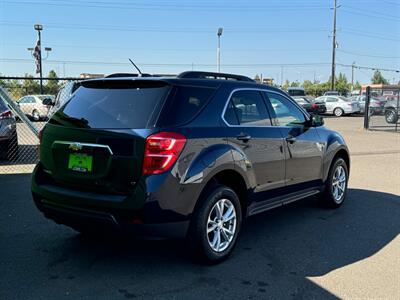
[330, 0, 339, 91]
[280, 66, 283, 87]
[351, 61, 355, 91]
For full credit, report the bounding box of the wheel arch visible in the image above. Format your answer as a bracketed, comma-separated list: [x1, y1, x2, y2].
[193, 168, 249, 218]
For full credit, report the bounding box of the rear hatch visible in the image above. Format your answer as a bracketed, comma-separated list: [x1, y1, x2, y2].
[40, 79, 170, 195]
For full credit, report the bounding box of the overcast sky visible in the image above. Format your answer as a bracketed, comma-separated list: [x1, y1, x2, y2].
[1, 0, 399, 84]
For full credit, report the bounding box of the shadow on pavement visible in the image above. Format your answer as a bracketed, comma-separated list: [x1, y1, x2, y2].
[1, 173, 399, 299]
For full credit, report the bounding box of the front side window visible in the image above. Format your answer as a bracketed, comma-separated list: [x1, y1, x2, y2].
[224, 90, 271, 126]
[265, 92, 306, 126]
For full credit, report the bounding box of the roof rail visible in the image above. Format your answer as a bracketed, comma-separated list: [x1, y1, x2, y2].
[177, 71, 254, 82]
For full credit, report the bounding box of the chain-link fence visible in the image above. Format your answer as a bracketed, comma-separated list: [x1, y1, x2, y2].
[0, 77, 79, 174]
[364, 86, 400, 132]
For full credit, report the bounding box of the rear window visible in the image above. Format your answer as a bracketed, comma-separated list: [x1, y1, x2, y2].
[158, 85, 216, 126]
[51, 80, 170, 129]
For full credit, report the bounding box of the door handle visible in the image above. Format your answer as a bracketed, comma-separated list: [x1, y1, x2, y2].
[285, 136, 297, 143]
[237, 133, 252, 142]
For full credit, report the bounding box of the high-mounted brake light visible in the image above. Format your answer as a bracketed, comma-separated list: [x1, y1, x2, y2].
[142, 132, 186, 175]
[0, 110, 13, 119]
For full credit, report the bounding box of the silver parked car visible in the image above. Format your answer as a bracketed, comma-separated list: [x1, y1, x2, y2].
[356, 96, 385, 115]
[17, 95, 55, 121]
[315, 96, 360, 117]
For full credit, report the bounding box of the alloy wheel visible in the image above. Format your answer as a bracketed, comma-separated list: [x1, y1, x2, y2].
[332, 165, 346, 203]
[334, 108, 343, 117]
[207, 198, 237, 252]
[386, 110, 397, 123]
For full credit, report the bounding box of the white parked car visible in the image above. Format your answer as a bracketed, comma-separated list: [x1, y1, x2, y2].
[315, 96, 360, 117]
[17, 95, 55, 121]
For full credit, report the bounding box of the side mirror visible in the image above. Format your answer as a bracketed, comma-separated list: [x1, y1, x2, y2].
[42, 98, 54, 106]
[307, 114, 324, 127]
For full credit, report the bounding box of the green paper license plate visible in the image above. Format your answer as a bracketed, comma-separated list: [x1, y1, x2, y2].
[68, 153, 93, 173]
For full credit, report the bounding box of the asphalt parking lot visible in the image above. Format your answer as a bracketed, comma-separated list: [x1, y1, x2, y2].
[1, 116, 399, 299]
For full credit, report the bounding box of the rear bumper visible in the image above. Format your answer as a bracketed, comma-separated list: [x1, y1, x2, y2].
[31, 163, 195, 239]
[33, 196, 189, 238]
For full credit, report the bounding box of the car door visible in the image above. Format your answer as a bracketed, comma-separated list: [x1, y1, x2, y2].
[325, 97, 339, 113]
[223, 89, 286, 201]
[264, 91, 324, 192]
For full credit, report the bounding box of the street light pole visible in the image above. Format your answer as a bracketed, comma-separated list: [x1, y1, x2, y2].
[34, 24, 43, 94]
[217, 28, 223, 73]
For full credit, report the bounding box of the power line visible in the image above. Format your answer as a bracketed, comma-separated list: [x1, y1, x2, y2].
[341, 9, 400, 22]
[337, 49, 400, 59]
[341, 29, 400, 42]
[0, 22, 330, 34]
[344, 5, 399, 19]
[3, 0, 331, 11]
[4, 42, 329, 53]
[0, 58, 331, 68]
[337, 63, 400, 73]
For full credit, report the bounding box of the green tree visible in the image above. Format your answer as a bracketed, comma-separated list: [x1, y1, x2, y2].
[371, 70, 389, 84]
[7, 79, 23, 100]
[22, 74, 40, 95]
[290, 81, 300, 87]
[45, 70, 60, 95]
[282, 79, 290, 90]
[354, 81, 361, 91]
[336, 73, 351, 95]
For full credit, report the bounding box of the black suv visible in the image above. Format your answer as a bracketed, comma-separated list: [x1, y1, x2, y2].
[32, 71, 350, 262]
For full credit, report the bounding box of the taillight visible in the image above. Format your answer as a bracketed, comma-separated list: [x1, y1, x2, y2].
[142, 132, 186, 175]
[312, 103, 318, 109]
[0, 110, 13, 119]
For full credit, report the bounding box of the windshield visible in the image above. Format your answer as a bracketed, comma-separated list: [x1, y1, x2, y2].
[51, 80, 170, 129]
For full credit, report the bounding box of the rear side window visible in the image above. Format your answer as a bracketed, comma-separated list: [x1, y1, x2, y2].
[52, 80, 170, 129]
[224, 90, 272, 126]
[159, 85, 215, 126]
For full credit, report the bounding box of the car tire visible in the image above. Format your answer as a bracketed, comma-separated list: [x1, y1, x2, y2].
[32, 110, 40, 122]
[385, 109, 398, 124]
[187, 184, 242, 264]
[320, 157, 349, 209]
[333, 107, 344, 117]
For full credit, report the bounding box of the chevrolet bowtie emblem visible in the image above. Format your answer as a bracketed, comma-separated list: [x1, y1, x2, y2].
[69, 142, 83, 151]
